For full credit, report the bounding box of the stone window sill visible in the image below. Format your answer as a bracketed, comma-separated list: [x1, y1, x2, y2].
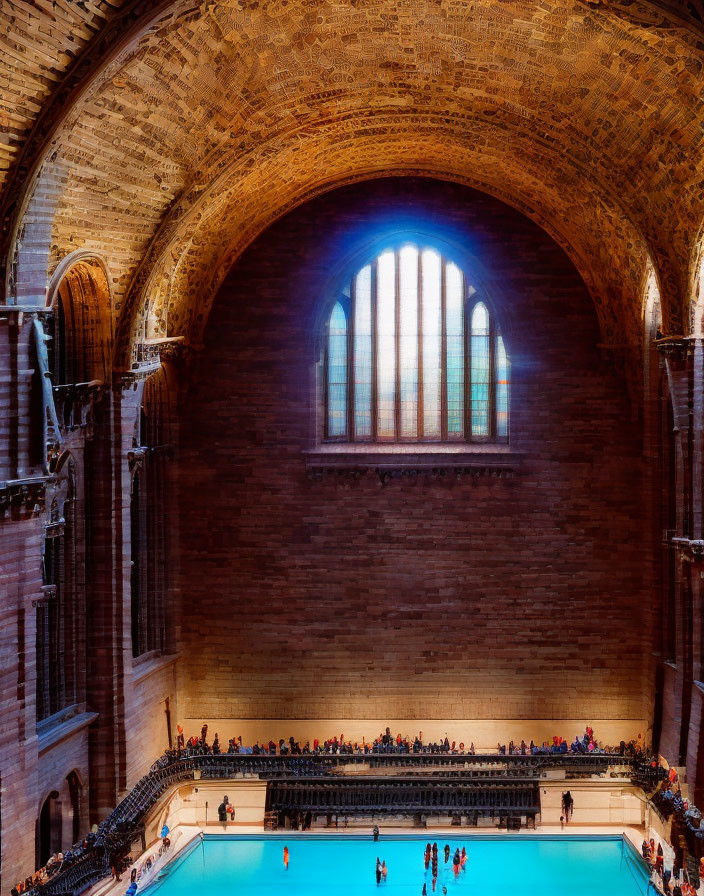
[38, 709, 99, 755]
[132, 650, 179, 684]
[305, 443, 519, 480]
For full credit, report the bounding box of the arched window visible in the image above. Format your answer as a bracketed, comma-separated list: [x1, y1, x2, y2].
[131, 368, 173, 658]
[326, 303, 348, 438]
[323, 245, 509, 442]
[37, 459, 82, 722]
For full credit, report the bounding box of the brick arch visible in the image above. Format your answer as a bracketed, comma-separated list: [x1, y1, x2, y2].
[46, 254, 113, 385]
[122, 149, 654, 394]
[4, 0, 703, 386]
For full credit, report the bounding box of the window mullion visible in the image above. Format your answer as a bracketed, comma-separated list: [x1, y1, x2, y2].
[441, 259, 447, 441]
[323, 316, 330, 439]
[371, 262, 378, 442]
[464, 292, 471, 443]
[394, 249, 401, 441]
[417, 249, 424, 440]
[349, 280, 356, 442]
[489, 314, 497, 440]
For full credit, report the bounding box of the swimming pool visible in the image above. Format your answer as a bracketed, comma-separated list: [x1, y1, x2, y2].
[145, 834, 650, 896]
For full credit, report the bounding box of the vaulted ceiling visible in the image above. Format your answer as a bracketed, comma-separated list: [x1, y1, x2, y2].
[2, 0, 704, 381]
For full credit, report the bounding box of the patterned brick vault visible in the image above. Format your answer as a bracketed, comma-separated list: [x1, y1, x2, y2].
[7, 0, 704, 890]
[2, 0, 704, 380]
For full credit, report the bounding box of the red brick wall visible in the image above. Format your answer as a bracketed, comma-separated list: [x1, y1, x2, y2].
[1, 512, 43, 889]
[177, 178, 653, 735]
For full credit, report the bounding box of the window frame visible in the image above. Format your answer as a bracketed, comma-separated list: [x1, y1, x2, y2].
[321, 244, 509, 446]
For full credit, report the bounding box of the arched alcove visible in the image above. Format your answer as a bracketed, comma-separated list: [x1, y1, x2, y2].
[37, 791, 61, 867]
[47, 256, 112, 386]
[131, 366, 175, 660]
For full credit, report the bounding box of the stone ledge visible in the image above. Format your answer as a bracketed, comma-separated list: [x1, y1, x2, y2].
[305, 444, 519, 481]
[37, 711, 99, 756]
[132, 651, 179, 685]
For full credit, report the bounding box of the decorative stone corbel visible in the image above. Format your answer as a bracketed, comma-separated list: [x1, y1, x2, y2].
[127, 446, 149, 473]
[0, 476, 49, 516]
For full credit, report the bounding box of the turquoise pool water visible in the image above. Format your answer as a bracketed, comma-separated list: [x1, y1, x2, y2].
[147, 835, 650, 896]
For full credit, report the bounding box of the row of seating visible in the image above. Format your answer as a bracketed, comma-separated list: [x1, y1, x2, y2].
[266, 781, 540, 812]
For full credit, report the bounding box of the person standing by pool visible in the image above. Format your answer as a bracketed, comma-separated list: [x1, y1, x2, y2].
[561, 790, 573, 822]
[283, 846, 289, 870]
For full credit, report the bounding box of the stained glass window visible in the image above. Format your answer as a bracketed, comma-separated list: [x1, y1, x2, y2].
[421, 249, 442, 438]
[376, 250, 397, 439]
[327, 302, 348, 438]
[446, 262, 465, 439]
[354, 266, 373, 438]
[496, 334, 509, 439]
[471, 302, 490, 437]
[399, 246, 419, 438]
[323, 245, 509, 444]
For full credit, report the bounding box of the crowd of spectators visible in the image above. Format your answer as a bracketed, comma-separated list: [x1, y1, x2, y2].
[11, 832, 103, 896]
[175, 723, 637, 757]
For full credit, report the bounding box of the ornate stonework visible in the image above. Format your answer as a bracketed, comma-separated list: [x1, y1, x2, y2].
[3, 0, 704, 393]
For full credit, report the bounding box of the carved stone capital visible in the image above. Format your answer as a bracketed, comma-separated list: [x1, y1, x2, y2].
[116, 365, 160, 390]
[656, 337, 692, 362]
[155, 338, 194, 365]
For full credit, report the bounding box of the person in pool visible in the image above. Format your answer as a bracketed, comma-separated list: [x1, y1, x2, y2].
[376, 857, 382, 885]
[443, 844, 450, 863]
[381, 861, 387, 882]
[283, 846, 289, 870]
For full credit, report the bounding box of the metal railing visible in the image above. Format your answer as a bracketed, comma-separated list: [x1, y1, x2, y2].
[15, 750, 656, 896]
